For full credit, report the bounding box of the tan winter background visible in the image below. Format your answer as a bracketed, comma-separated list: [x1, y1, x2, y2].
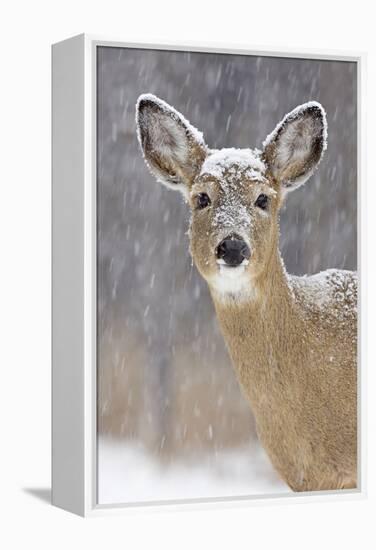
[96, 47, 357, 504]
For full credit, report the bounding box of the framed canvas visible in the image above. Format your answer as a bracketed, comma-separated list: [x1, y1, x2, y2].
[52, 34, 366, 516]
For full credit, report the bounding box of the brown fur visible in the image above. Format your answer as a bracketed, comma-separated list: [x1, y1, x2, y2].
[136, 95, 357, 492]
[211, 250, 357, 491]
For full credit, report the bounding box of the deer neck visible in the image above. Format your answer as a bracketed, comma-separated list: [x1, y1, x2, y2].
[209, 246, 301, 406]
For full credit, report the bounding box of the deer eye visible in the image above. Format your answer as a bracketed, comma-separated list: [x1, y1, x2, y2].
[255, 193, 269, 210]
[195, 192, 211, 210]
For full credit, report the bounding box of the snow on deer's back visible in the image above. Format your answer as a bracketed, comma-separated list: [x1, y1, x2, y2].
[135, 94, 357, 492]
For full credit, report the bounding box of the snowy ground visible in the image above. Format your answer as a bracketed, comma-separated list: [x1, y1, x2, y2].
[98, 437, 290, 505]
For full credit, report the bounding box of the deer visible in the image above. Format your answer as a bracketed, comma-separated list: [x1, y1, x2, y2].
[135, 93, 357, 492]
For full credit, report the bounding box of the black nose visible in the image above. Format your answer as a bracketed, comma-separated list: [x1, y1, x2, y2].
[216, 234, 251, 267]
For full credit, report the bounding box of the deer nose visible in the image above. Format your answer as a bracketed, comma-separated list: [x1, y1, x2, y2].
[215, 234, 251, 267]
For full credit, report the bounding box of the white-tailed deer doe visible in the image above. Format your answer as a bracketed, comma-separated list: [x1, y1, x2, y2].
[136, 94, 357, 492]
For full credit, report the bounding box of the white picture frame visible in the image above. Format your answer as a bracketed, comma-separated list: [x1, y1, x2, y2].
[52, 34, 366, 517]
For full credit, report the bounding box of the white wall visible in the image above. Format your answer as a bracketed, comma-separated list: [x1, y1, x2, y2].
[1, 0, 375, 548]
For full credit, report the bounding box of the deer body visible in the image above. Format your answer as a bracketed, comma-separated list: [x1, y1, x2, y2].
[136, 94, 357, 491]
[212, 260, 357, 491]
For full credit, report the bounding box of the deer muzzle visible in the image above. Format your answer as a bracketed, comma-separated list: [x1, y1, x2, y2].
[215, 234, 251, 267]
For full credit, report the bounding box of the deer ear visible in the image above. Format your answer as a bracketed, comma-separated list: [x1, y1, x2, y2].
[136, 94, 208, 198]
[262, 102, 327, 192]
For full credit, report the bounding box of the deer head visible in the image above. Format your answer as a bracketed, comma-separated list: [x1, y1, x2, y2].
[136, 94, 327, 299]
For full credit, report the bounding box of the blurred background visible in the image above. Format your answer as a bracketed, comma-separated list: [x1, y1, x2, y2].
[97, 46, 357, 504]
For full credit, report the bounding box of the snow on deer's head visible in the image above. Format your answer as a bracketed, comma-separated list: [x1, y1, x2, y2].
[136, 94, 327, 299]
